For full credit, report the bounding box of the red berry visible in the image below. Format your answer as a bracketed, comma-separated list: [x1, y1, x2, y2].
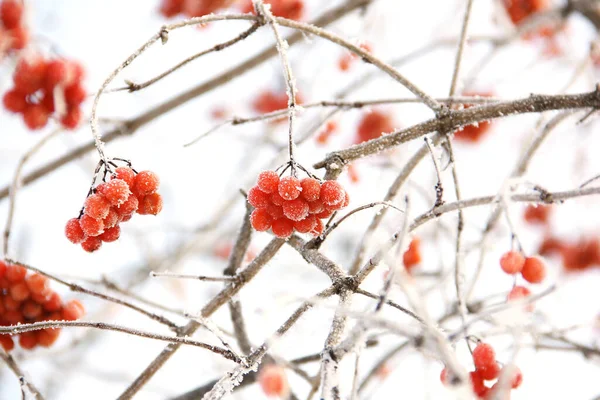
[294, 214, 316, 233]
[84, 194, 111, 220]
[60, 107, 83, 130]
[310, 218, 324, 237]
[4, 295, 20, 311]
[25, 273, 49, 295]
[116, 194, 139, 216]
[307, 199, 325, 214]
[523, 204, 551, 225]
[271, 218, 294, 238]
[19, 332, 38, 350]
[97, 179, 131, 206]
[0, 335, 14, 351]
[257, 171, 280, 194]
[99, 225, 121, 242]
[64, 83, 86, 107]
[521, 256, 546, 284]
[440, 368, 448, 385]
[283, 199, 309, 221]
[138, 193, 163, 215]
[250, 209, 273, 232]
[159, 0, 185, 17]
[81, 236, 102, 252]
[37, 328, 60, 347]
[103, 208, 119, 229]
[473, 343, 496, 371]
[300, 178, 321, 202]
[22, 300, 42, 320]
[45, 59, 68, 88]
[507, 366, 523, 389]
[9, 25, 28, 49]
[248, 186, 271, 209]
[79, 214, 104, 237]
[478, 362, 500, 380]
[356, 110, 394, 143]
[258, 364, 289, 397]
[13, 58, 47, 95]
[469, 370, 487, 397]
[265, 203, 284, 219]
[316, 208, 334, 219]
[62, 299, 85, 321]
[43, 292, 62, 312]
[23, 104, 50, 130]
[326, 193, 347, 211]
[500, 251, 525, 275]
[6, 264, 26, 282]
[0, 0, 23, 29]
[2, 89, 27, 113]
[403, 238, 421, 271]
[0, 260, 6, 279]
[278, 176, 301, 201]
[271, 191, 285, 206]
[320, 180, 345, 206]
[10, 281, 30, 302]
[65, 218, 86, 244]
[132, 171, 160, 196]
[112, 167, 135, 188]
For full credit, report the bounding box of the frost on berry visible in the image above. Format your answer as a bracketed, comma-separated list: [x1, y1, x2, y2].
[112, 167, 136, 188]
[65, 218, 86, 244]
[132, 170, 160, 196]
[283, 199, 309, 222]
[478, 362, 500, 380]
[278, 176, 302, 201]
[97, 179, 131, 206]
[300, 178, 320, 202]
[266, 203, 284, 219]
[81, 236, 103, 252]
[469, 370, 487, 397]
[79, 214, 104, 237]
[294, 214, 317, 233]
[84, 194, 111, 220]
[99, 225, 121, 242]
[103, 208, 119, 229]
[307, 199, 325, 214]
[271, 218, 294, 238]
[500, 251, 525, 275]
[320, 180, 345, 206]
[248, 186, 271, 209]
[271, 191, 285, 206]
[310, 218, 324, 237]
[138, 193, 163, 216]
[521, 256, 546, 284]
[257, 170, 280, 194]
[472, 343, 496, 372]
[116, 194, 139, 216]
[250, 209, 273, 232]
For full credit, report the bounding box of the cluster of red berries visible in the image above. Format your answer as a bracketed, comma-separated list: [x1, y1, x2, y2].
[338, 42, 372, 72]
[248, 171, 349, 238]
[240, 0, 304, 21]
[500, 251, 546, 284]
[403, 238, 422, 273]
[502, 0, 548, 26]
[159, 0, 304, 21]
[355, 110, 394, 144]
[3, 55, 86, 130]
[65, 167, 163, 252]
[441, 342, 522, 398]
[252, 89, 303, 124]
[0, 0, 28, 54]
[453, 92, 493, 143]
[0, 260, 85, 351]
[539, 236, 600, 272]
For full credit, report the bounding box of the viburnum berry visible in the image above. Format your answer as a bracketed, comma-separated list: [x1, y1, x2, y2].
[403, 238, 421, 271]
[469, 370, 487, 397]
[311, 218, 324, 237]
[22, 300, 42, 320]
[271, 218, 295, 238]
[65, 218, 86, 244]
[294, 214, 317, 233]
[25, 274, 49, 295]
[248, 186, 271, 209]
[507, 285, 533, 311]
[79, 214, 104, 237]
[523, 204, 551, 225]
[60, 107, 83, 130]
[62, 299, 85, 321]
[23, 104, 50, 130]
[10, 281, 30, 302]
[116, 194, 139, 216]
[2, 89, 27, 113]
[251, 209, 273, 232]
[241, 0, 304, 21]
[500, 250, 525, 275]
[99, 225, 121, 243]
[19, 332, 37, 350]
[316, 208, 334, 220]
[13, 58, 48, 95]
[320, 180, 345, 206]
[266, 202, 284, 219]
[0, 0, 23, 30]
[37, 329, 60, 347]
[503, 0, 548, 25]
[472, 343, 496, 371]
[271, 191, 285, 206]
[257, 364, 290, 398]
[81, 236, 102, 252]
[521, 256, 546, 283]
[138, 193, 163, 215]
[300, 177, 321, 202]
[316, 121, 338, 145]
[112, 167, 136, 188]
[478, 362, 500, 381]
[132, 170, 160, 197]
[257, 170, 280, 194]
[64, 83, 86, 107]
[6, 264, 26, 282]
[356, 110, 394, 144]
[278, 176, 302, 201]
[453, 92, 493, 143]
[283, 198, 309, 222]
[43, 292, 61, 312]
[561, 237, 600, 271]
[103, 208, 119, 229]
[84, 193, 111, 219]
[307, 199, 324, 214]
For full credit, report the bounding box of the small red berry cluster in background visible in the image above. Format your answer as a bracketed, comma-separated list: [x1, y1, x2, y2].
[252, 89, 303, 124]
[502, 0, 548, 26]
[453, 92, 493, 143]
[539, 235, 600, 272]
[257, 364, 290, 398]
[315, 121, 338, 145]
[523, 204, 552, 225]
[338, 42, 372, 72]
[0, 0, 28, 54]
[2, 55, 86, 130]
[159, 0, 232, 18]
[248, 170, 349, 239]
[240, 0, 304, 21]
[403, 237, 422, 273]
[213, 241, 256, 263]
[441, 342, 523, 398]
[355, 110, 394, 144]
[65, 165, 163, 252]
[499, 250, 546, 284]
[0, 260, 85, 351]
